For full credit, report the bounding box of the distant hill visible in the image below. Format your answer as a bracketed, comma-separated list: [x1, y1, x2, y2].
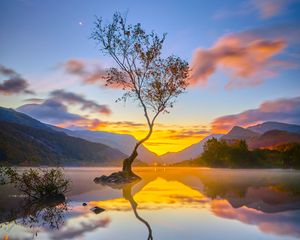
[248, 130, 300, 149]
[160, 134, 223, 164]
[222, 126, 259, 140]
[0, 120, 127, 166]
[248, 121, 300, 134]
[0, 106, 156, 164]
[170, 121, 300, 164]
[0, 107, 128, 166]
[221, 124, 300, 150]
[51, 128, 158, 164]
[0, 106, 52, 131]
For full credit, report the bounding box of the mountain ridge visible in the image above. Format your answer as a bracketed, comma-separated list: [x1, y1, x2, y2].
[50, 126, 158, 164]
[159, 134, 223, 163]
[247, 121, 300, 134]
[0, 120, 127, 166]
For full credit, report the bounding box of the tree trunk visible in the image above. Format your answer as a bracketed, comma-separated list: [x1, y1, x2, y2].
[122, 149, 138, 174]
[122, 125, 153, 175]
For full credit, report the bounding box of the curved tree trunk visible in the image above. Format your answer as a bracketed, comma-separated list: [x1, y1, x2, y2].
[122, 149, 138, 174]
[122, 125, 153, 175]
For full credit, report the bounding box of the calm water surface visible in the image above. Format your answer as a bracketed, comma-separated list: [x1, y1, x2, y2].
[1, 167, 300, 240]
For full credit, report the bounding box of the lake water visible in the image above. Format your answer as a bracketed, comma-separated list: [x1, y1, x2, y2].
[1, 167, 300, 240]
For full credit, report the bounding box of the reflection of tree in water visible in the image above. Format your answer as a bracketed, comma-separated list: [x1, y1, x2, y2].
[0, 167, 70, 238]
[0, 195, 68, 237]
[122, 183, 153, 240]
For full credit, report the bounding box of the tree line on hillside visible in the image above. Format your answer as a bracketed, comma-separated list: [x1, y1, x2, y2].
[174, 138, 300, 169]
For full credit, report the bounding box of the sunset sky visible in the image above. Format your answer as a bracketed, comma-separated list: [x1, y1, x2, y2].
[1, 0, 300, 155]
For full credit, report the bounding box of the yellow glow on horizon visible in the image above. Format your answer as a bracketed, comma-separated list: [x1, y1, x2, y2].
[92, 123, 210, 155]
[89, 177, 209, 210]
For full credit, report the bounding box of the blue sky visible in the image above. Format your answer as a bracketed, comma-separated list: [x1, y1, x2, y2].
[1, 0, 300, 154]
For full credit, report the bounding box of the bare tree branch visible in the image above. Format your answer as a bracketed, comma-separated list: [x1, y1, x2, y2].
[91, 12, 189, 173]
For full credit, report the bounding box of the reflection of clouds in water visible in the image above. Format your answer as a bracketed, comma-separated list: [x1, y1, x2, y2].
[211, 199, 300, 238]
[3, 169, 300, 240]
[22, 203, 111, 240]
[50, 217, 110, 240]
[89, 178, 210, 211]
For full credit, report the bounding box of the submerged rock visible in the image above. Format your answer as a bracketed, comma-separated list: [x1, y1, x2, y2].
[94, 171, 141, 187]
[90, 206, 105, 214]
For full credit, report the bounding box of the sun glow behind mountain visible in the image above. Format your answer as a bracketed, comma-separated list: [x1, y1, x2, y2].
[91, 123, 210, 155]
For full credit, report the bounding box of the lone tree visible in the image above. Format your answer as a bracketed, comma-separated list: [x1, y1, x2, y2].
[92, 12, 189, 181]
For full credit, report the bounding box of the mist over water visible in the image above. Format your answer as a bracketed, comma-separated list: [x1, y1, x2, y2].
[1, 167, 300, 240]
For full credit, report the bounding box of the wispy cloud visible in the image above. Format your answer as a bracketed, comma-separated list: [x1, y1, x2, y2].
[17, 99, 84, 125]
[213, 0, 297, 20]
[189, 33, 287, 89]
[252, 0, 295, 19]
[189, 22, 300, 89]
[17, 89, 111, 127]
[61, 59, 107, 85]
[50, 89, 111, 115]
[0, 64, 34, 95]
[50, 217, 110, 240]
[211, 96, 300, 133]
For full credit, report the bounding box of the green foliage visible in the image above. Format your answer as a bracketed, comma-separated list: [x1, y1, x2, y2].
[201, 138, 253, 168]
[183, 138, 300, 169]
[1, 167, 70, 200]
[275, 143, 300, 169]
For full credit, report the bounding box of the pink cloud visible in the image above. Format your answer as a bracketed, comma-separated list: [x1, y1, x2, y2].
[213, 0, 296, 20]
[211, 96, 300, 133]
[62, 59, 107, 85]
[62, 59, 129, 89]
[189, 33, 287, 89]
[253, 0, 294, 19]
[211, 199, 300, 238]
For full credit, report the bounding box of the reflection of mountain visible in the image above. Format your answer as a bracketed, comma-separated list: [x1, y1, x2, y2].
[2, 168, 300, 239]
[211, 199, 300, 239]
[226, 186, 300, 213]
[89, 168, 300, 239]
[90, 177, 209, 210]
[90, 168, 300, 214]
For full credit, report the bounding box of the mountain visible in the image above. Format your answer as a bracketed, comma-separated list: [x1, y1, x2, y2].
[247, 121, 300, 134]
[221, 124, 300, 149]
[0, 107, 127, 166]
[0, 106, 52, 131]
[248, 130, 300, 149]
[222, 126, 259, 140]
[0, 106, 156, 164]
[168, 122, 300, 164]
[51, 128, 158, 164]
[0, 120, 127, 166]
[160, 134, 223, 164]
